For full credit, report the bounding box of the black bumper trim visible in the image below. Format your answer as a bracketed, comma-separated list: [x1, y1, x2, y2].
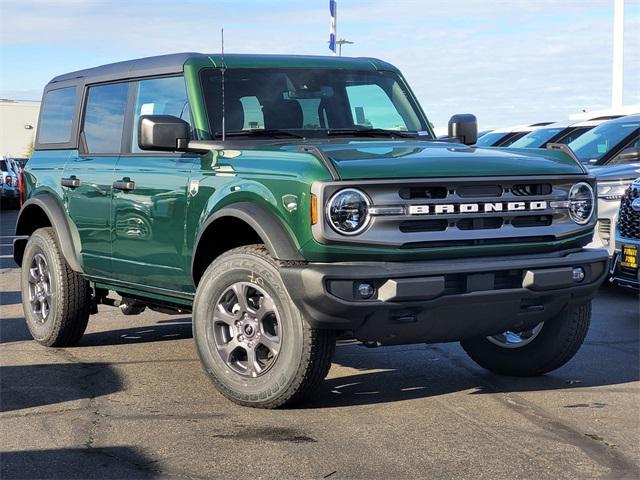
[280, 248, 609, 345]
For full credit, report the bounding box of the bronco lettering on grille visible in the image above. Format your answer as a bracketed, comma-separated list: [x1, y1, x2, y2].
[407, 201, 548, 216]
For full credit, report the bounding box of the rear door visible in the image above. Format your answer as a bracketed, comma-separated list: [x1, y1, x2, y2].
[110, 75, 197, 292]
[63, 81, 128, 278]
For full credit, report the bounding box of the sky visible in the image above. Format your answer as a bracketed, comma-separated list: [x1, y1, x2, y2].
[1, 0, 639, 130]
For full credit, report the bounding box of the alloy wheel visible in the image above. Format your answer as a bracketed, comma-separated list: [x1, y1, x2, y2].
[28, 253, 53, 323]
[211, 282, 282, 377]
[487, 322, 544, 349]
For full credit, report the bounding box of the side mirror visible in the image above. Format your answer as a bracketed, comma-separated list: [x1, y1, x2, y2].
[617, 147, 640, 162]
[448, 114, 478, 145]
[138, 115, 190, 151]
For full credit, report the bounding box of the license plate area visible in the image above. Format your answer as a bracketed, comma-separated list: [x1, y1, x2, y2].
[620, 244, 638, 271]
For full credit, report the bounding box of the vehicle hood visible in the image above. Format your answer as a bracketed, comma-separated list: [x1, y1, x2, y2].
[295, 141, 586, 180]
[589, 163, 640, 182]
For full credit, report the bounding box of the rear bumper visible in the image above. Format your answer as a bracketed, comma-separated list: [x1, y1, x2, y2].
[281, 248, 609, 345]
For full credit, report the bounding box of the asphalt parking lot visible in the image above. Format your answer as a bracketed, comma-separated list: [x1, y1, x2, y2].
[1, 206, 639, 479]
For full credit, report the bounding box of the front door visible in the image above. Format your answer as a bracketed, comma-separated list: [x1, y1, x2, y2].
[64, 81, 129, 278]
[110, 76, 196, 292]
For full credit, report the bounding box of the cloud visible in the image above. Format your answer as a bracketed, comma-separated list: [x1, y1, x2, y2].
[0, 0, 638, 129]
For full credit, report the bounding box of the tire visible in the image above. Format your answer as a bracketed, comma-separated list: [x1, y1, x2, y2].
[461, 302, 591, 376]
[119, 297, 146, 315]
[20, 227, 92, 347]
[193, 245, 336, 408]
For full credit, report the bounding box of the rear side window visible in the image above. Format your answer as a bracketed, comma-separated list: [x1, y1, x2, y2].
[38, 87, 77, 144]
[83, 82, 129, 154]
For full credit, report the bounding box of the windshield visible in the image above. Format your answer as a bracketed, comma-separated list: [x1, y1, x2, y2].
[200, 68, 431, 139]
[509, 127, 564, 148]
[568, 119, 640, 164]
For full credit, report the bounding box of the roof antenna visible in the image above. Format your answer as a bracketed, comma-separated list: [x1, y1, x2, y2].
[221, 27, 226, 142]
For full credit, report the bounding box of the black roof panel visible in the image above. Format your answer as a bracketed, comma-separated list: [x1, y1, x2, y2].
[49, 52, 206, 85]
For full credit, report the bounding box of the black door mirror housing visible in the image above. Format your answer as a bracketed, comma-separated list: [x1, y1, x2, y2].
[448, 114, 478, 145]
[138, 115, 191, 151]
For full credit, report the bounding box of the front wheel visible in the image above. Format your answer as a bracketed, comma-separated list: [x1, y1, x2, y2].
[193, 245, 335, 408]
[461, 302, 591, 376]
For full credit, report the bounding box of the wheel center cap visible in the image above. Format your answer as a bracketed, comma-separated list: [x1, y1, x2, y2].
[243, 324, 256, 338]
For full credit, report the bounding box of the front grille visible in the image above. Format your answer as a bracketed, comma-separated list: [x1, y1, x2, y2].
[457, 217, 503, 230]
[401, 235, 557, 249]
[399, 186, 447, 199]
[511, 183, 552, 196]
[457, 185, 502, 197]
[618, 186, 640, 240]
[399, 219, 448, 233]
[313, 176, 592, 248]
[512, 215, 553, 228]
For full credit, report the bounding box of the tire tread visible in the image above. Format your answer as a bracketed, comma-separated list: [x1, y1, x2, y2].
[23, 227, 91, 347]
[461, 302, 591, 377]
[195, 245, 335, 408]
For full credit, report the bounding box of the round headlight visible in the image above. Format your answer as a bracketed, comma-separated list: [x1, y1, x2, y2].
[326, 188, 371, 235]
[568, 182, 594, 225]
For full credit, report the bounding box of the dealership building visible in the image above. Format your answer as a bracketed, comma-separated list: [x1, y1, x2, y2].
[0, 99, 40, 158]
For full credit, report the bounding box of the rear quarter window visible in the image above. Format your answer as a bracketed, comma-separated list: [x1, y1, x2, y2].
[37, 87, 77, 144]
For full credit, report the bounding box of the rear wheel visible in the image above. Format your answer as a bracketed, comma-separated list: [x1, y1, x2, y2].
[461, 302, 591, 376]
[20, 227, 92, 347]
[193, 245, 335, 408]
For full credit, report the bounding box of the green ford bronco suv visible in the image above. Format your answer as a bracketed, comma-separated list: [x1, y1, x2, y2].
[15, 53, 609, 408]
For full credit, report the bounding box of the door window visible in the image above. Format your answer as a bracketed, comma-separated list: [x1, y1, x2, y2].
[131, 76, 191, 152]
[83, 83, 129, 154]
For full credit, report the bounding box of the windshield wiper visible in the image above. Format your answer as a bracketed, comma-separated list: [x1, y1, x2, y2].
[326, 128, 421, 139]
[218, 129, 306, 139]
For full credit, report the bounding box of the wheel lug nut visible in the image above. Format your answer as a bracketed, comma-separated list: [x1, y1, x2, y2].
[238, 335, 244, 341]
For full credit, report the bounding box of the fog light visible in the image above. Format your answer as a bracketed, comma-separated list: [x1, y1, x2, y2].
[572, 267, 585, 283]
[357, 282, 375, 299]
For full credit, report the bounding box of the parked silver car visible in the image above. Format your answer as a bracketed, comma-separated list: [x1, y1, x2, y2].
[590, 164, 640, 255]
[508, 116, 621, 149]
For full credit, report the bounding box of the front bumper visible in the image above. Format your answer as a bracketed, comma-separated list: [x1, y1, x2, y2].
[281, 248, 609, 345]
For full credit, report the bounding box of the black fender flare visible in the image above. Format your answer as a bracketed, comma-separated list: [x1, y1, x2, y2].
[191, 202, 305, 279]
[14, 195, 83, 272]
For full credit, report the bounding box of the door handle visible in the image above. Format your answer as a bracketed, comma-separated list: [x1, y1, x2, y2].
[113, 179, 135, 191]
[61, 177, 80, 188]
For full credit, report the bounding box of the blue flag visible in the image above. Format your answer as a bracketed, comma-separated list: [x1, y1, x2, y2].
[329, 0, 337, 53]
